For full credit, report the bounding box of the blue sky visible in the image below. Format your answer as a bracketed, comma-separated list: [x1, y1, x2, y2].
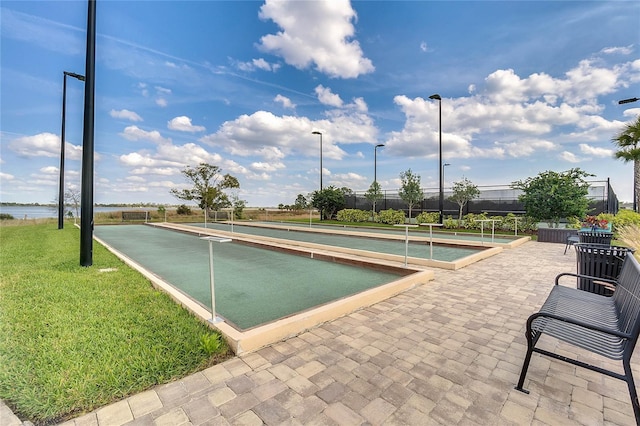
[1, 0, 639, 207]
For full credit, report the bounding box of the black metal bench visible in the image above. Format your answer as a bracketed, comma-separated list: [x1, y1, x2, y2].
[122, 211, 148, 222]
[515, 254, 640, 423]
[578, 230, 613, 245]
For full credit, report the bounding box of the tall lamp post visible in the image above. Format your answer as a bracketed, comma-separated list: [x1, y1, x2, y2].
[374, 143, 384, 214]
[312, 131, 323, 191]
[374, 143, 384, 184]
[443, 162, 451, 189]
[429, 94, 443, 223]
[80, 0, 97, 267]
[618, 96, 639, 212]
[59, 71, 85, 230]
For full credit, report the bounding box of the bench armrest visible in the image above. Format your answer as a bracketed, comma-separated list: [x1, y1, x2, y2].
[555, 272, 618, 287]
[528, 311, 632, 340]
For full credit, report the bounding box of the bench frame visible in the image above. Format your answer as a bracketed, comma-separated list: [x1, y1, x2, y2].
[515, 254, 640, 423]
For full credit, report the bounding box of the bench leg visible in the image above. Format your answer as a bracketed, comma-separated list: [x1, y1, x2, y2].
[623, 356, 640, 425]
[515, 346, 533, 394]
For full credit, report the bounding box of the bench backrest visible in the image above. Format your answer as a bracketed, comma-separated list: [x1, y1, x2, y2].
[578, 231, 613, 245]
[612, 255, 640, 349]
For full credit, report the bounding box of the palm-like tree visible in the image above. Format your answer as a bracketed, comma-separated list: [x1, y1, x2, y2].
[613, 116, 640, 211]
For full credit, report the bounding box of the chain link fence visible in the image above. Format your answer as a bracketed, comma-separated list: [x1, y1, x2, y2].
[345, 180, 618, 219]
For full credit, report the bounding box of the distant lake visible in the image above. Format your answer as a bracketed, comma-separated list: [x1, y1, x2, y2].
[0, 205, 154, 219]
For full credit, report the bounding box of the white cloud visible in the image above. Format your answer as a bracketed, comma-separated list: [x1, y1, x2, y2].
[560, 151, 581, 163]
[8, 132, 59, 158]
[40, 166, 58, 174]
[257, 0, 374, 78]
[420, 42, 428, 52]
[579, 143, 614, 157]
[315, 85, 343, 107]
[0, 172, 15, 181]
[120, 126, 172, 144]
[110, 109, 143, 122]
[236, 58, 281, 72]
[167, 116, 206, 132]
[274, 94, 296, 109]
[601, 45, 633, 55]
[156, 98, 168, 107]
[251, 161, 285, 172]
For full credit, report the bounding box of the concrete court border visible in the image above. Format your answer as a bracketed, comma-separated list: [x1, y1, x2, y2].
[158, 222, 505, 271]
[216, 220, 531, 249]
[94, 226, 434, 354]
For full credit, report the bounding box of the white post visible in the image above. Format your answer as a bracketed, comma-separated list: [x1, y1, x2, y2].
[207, 239, 216, 322]
[420, 223, 443, 260]
[201, 236, 231, 324]
[394, 224, 418, 267]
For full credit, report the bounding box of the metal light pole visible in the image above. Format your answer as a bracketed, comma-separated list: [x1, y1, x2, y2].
[618, 96, 639, 212]
[429, 94, 443, 224]
[374, 144, 384, 215]
[374, 144, 384, 184]
[80, 0, 96, 266]
[443, 162, 450, 189]
[312, 131, 323, 191]
[58, 71, 85, 230]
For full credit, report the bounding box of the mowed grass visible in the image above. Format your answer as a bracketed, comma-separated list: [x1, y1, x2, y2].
[0, 223, 231, 424]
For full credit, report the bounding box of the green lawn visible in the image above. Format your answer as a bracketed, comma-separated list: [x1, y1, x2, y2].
[0, 222, 231, 424]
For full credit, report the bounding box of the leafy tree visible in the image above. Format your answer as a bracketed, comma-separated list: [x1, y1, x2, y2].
[170, 163, 239, 216]
[230, 192, 246, 219]
[294, 194, 308, 210]
[311, 186, 347, 220]
[612, 115, 640, 212]
[449, 177, 481, 226]
[398, 169, 422, 220]
[511, 168, 592, 227]
[364, 181, 383, 216]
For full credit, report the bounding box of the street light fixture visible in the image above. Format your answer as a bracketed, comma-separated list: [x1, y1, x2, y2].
[618, 97, 639, 105]
[312, 131, 323, 191]
[429, 94, 443, 224]
[443, 162, 451, 189]
[58, 71, 85, 230]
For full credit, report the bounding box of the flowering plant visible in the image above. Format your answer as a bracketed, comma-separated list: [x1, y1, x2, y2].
[582, 215, 609, 230]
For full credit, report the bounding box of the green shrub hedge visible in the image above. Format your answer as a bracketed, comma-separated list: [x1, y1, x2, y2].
[378, 209, 406, 224]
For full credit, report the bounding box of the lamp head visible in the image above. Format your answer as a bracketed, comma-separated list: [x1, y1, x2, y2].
[429, 94, 441, 100]
[375, 144, 385, 148]
[311, 131, 322, 135]
[64, 71, 85, 81]
[618, 97, 639, 104]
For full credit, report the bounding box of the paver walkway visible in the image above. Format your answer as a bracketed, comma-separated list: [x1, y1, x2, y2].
[5, 241, 639, 425]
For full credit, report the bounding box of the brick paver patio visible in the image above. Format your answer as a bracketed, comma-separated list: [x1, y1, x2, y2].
[4, 240, 638, 425]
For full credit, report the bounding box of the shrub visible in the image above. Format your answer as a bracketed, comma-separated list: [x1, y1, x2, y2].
[461, 213, 488, 229]
[443, 215, 458, 229]
[176, 204, 192, 215]
[0, 213, 15, 220]
[415, 212, 439, 224]
[378, 209, 406, 225]
[336, 209, 371, 223]
[613, 209, 640, 230]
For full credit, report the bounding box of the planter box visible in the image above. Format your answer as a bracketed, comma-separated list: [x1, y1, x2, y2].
[537, 227, 576, 243]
